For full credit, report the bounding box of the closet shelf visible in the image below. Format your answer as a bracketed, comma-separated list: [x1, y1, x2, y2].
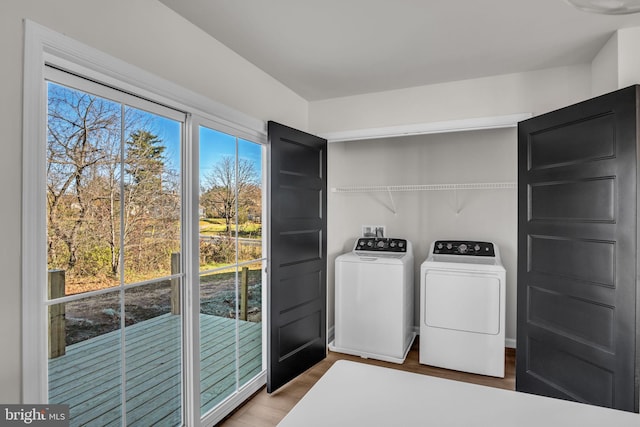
[331, 182, 517, 193]
[332, 182, 516, 215]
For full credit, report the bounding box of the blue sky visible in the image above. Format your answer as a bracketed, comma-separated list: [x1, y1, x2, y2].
[199, 126, 262, 184]
[147, 115, 263, 185]
[48, 82, 262, 187]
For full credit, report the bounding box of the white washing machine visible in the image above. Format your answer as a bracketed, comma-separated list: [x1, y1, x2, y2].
[420, 240, 506, 377]
[330, 237, 415, 364]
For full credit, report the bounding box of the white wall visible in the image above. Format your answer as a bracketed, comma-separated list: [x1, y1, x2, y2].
[591, 27, 640, 97]
[591, 32, 618, 97]
[309, 65, 591, 134]
[0, 0, 308, 404]
[327, 129, 518, 343]
[617, 27, 640, 90]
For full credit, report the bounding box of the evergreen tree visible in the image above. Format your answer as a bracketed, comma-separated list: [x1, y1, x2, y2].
[126, 130, 166, 190]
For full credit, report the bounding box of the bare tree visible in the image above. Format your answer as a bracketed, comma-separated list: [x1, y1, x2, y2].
[47, 83, 120, 271]
[47, 83, 180, 285]
[201, 157, 259, 234]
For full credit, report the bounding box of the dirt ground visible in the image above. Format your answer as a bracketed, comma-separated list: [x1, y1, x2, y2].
[63, 270, 262, 345]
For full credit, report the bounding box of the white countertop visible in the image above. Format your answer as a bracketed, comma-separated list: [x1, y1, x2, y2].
[278, 360, 640, 427]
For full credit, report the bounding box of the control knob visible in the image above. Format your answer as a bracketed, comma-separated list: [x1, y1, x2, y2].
[458, 243, 468, 254]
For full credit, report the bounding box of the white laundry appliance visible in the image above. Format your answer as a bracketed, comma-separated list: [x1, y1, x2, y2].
[330, 237, 415, 364]
[420, 240, 506, 377]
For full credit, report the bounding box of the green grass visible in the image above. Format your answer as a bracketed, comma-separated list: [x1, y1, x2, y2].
[239, 222, 261, 233]
[199, 266, 262, 284]
[200, 218, 262, 237]
[199, 219, 226, 234]
[199, 263, 236, 274]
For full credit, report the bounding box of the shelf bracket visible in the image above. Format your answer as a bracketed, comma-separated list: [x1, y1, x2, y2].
[387, 187, 397, 215]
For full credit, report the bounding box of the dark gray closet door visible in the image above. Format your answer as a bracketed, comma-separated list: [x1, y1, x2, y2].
[267, 121, 327, 393]
[517, 85, 639, 412]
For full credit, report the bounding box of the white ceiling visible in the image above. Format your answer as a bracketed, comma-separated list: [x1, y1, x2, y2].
[157, 0, 640, 101]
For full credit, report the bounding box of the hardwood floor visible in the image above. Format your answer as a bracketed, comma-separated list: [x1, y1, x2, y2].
[218, 338, 516, 426]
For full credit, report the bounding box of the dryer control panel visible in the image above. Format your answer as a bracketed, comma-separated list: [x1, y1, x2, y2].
[355, 238, 408, 253]
[433, 240, 495, 257]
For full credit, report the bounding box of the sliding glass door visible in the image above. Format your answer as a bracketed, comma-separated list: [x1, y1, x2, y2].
[46, 72, 185, 426]
[41, 68, 266, 426]
[198, 126, 265, 415]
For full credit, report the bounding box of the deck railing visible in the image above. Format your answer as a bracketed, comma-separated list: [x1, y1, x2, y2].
[48, 270, 66, 358]
[48, 253, 251, 358]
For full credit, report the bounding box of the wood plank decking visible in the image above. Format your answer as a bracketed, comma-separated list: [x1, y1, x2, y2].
[49, 313, 263, 426]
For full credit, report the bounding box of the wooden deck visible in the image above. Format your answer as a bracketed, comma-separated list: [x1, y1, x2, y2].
[49, 313, 263, 426]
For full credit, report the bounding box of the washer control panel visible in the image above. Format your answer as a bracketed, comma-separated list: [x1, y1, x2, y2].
[355, 238, 408, 253]
[433, 240, 495, 257]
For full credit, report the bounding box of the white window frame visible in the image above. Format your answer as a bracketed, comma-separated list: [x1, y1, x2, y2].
[193, 117, 269, 419]
[22, 19, 268, 426]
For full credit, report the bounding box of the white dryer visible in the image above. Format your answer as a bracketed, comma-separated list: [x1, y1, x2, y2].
[330, 237, 415, 364]
[420, 240, 506, 377]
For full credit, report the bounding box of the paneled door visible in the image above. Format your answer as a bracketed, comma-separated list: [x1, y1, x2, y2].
[267, 121, 327, 393]
[517, 85, 639, 412]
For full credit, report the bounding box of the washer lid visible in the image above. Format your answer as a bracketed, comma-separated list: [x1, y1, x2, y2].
[337, 250, 411, 265]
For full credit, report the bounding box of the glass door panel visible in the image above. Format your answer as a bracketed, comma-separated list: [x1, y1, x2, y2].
[237, 139, 263, 388]
[237, 260, 264, 386]
[199, 126, 238, 274]
[122, 107, 183, 426]
[199, 127, 238, 414]
[48, 293, 123, 426]
[46, 82, 125, 425]
[199, 268, 238, 414]
[122, 108, 182, 284]
[46, 82, 123, 293]
[46, 79, 184, 426]
[198, 127, 264, 416]
[124, 281, 182, 426]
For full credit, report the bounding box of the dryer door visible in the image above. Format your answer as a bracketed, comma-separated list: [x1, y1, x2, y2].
[424, 269, 501, 334]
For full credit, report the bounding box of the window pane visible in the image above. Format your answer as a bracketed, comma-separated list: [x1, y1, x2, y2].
[48, 291, 122, 426]
[47, 82, 122, 295]
[199, 127, 237, 272]
[238, 261, 263, 387]
[125, 281, 182, 426]
[199, 269, 238, 415]
[238, 139, 262, 264]
[237, 139, 263, 388]
[123, 108, 181, 284]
